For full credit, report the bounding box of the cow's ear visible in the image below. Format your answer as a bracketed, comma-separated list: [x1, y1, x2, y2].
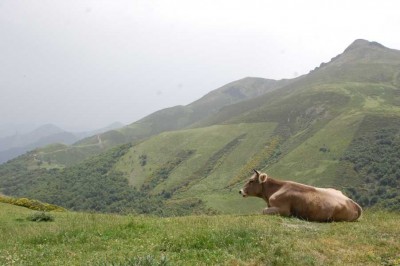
[253, 169, 260, 176]
[258, 174, 268, 183]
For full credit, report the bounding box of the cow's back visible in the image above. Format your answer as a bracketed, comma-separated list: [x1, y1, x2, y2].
[272, 184, 361, 222]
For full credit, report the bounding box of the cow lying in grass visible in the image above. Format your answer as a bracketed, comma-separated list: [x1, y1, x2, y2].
[239, 170, 362, 222]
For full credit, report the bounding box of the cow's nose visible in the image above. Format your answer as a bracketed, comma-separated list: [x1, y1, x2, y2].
[239, 190, 242, 194]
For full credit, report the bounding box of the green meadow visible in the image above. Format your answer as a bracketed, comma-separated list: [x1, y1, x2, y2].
[1, 203, 399, 266]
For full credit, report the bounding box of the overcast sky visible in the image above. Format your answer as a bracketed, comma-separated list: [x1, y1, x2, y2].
[1, 0, 400, 132]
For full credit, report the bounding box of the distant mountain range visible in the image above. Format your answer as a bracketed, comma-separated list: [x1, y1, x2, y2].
[1, 39, 400, 215]
[0, 123, 37, 138]
[0, 122, 124, 163]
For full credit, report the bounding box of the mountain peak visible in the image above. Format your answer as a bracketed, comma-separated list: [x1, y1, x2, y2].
[321, 39, 399, 68]
[344, 39, 386, 53]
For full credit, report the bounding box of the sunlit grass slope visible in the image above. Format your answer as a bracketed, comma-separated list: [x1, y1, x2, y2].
[1, 203, 399, 265]
[114, 122, 276, 214]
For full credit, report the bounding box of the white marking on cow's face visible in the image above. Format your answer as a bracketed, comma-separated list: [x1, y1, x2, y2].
[239, 189, 247, 197]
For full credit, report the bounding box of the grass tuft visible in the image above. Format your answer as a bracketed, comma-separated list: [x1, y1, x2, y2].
[27, 212, 54, 222]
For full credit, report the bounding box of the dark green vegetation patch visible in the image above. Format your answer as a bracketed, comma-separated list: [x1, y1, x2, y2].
[340, 115, 400, 210]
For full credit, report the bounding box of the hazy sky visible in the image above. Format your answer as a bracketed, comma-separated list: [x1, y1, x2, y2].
[1, 0, 400, 131]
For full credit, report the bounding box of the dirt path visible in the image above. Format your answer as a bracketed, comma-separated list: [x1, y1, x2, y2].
[35, 134, 104, 156]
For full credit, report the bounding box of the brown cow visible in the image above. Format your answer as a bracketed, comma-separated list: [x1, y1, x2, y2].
[239, 170, 362, 222]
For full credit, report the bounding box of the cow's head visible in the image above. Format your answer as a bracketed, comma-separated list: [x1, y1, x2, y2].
[239, 169, 268, 198]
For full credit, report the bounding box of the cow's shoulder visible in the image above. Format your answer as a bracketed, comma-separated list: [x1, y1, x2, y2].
[269, 181, 316, 201]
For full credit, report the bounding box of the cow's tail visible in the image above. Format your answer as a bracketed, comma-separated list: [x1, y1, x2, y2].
[353, 201, 363, 221]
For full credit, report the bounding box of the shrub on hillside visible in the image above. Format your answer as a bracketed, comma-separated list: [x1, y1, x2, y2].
[0, 195, 66, 212]
[27, 212, 54, 222]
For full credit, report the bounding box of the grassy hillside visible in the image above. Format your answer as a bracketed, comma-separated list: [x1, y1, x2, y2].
[1, 204, 399, 265]
[35, 77, 290, 167]
[0, 123, 275, 215]
[190, 40, 400, 210]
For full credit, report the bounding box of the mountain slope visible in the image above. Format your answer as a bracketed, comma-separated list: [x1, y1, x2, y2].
[1, 39, 400, 214]
[31, 77, 292, 167]
[197, 39, 400, 127]
[82, 77, 292, 145]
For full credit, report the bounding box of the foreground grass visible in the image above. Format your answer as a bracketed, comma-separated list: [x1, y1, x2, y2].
[0, 203, 399, 265]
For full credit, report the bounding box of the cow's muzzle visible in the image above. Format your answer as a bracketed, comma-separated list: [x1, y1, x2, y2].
[239, 189, 247, 197]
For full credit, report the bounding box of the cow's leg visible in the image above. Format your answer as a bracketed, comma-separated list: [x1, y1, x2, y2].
[262, 207, 279, 215]
[262, 206, 290, 216]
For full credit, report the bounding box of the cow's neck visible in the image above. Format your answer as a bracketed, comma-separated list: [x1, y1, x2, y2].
[261, 177, 284, 204]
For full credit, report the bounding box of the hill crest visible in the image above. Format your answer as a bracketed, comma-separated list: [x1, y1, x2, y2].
[344, 39, 387, 52]
[328, 39, 400, 67]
